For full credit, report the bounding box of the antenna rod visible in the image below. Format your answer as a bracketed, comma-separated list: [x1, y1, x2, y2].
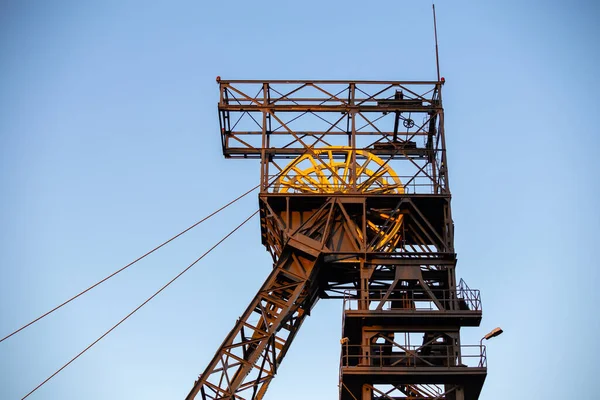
[433, 4, 441, 81]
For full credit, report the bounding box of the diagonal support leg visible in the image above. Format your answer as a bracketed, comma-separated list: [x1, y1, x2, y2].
[186, 237, 322, 400]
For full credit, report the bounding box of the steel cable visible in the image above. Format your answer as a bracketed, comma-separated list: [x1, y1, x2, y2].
[0, 183, 260, 344]
[21, 209, 259, 400]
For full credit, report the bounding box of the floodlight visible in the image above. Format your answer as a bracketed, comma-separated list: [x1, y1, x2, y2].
[483, 327, 503, 341]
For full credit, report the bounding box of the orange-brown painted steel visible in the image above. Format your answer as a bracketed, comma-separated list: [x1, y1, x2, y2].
[187, 80, 487, 400]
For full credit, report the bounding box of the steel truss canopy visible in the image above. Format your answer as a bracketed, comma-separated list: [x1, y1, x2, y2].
[217, 80, 448, 195]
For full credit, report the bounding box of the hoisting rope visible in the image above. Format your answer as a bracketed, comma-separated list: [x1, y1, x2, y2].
[0, 183, 260, 344]
[21, 209, 259, 400]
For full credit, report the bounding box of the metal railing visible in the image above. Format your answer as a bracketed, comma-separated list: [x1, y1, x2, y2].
[343, 288, 482, 312]
[265, 174, 439, 195]
[340, 344, 486, 369]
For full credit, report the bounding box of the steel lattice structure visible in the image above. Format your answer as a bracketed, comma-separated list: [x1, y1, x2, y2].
[186, 80, 487, 400]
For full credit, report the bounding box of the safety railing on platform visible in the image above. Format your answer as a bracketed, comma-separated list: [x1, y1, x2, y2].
[340, 344, 486, 369]
[343, 287, 482, 312]
[265, 174, 437, 195]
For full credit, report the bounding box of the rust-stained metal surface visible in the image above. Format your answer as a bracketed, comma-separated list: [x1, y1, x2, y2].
[187, 79, 486, 400]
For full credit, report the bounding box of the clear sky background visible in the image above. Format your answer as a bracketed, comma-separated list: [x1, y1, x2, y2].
[1, 1, 599, 399]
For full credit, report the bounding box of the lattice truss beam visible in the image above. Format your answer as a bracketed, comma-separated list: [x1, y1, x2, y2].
[186, 246, 321, 400]
[187, 198, 366, 400]
[217, 80, 448, 194]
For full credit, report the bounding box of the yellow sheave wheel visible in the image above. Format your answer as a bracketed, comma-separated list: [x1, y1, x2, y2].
[274, 146, 404, 252]
[273, 146, 404, 195]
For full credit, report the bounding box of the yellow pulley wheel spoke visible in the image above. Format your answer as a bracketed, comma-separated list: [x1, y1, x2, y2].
[274, 147, 405, 252]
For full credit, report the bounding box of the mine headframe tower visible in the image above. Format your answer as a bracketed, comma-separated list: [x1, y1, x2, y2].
[186, 79, 487, 400]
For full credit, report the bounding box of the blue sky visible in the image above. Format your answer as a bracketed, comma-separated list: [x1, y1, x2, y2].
[1, 1, 599, 399]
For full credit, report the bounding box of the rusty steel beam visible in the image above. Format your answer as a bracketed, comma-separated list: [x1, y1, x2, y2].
[186, 244, 321, 400]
